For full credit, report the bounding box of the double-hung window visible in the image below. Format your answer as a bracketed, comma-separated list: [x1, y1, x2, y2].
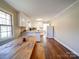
[0, 10, 13, 40]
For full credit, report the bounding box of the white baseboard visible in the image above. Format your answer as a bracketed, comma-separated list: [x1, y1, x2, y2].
[54, 37, 79, 56]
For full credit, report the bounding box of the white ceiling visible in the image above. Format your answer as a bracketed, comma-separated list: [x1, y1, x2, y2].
[5, 0, 77, 21]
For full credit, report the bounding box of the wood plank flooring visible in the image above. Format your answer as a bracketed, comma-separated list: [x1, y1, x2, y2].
[31, 43, 45, 59]
[45, 38, 79, 59]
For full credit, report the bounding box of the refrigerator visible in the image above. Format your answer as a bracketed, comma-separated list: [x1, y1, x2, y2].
[47, 26, 54, 38]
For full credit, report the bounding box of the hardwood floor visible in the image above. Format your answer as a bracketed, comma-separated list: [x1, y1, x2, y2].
[45, 38, 79, 59]
[31, 43, 45, 59]
[30, 37, 79, 59]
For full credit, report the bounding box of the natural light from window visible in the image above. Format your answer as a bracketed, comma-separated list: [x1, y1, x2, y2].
[0, 10, 12, 40]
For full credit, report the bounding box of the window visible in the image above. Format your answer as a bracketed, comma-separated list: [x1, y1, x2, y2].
[0, 10, 12, 39]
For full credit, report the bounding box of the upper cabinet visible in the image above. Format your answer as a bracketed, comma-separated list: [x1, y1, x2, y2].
[19, 12, 31, 27]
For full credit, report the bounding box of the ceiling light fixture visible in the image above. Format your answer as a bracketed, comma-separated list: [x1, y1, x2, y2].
[36, 18, 43, 21]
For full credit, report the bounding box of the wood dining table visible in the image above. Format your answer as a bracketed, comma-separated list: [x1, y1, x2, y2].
[0, 36, 36, 59]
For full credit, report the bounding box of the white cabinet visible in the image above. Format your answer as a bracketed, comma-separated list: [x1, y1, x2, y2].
[26, 31, 41, 42]
[19, 12, 30, 27]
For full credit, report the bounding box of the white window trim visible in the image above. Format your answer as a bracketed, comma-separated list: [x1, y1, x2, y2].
[0, 7, 15, 38]
[0, 9, 13, 40]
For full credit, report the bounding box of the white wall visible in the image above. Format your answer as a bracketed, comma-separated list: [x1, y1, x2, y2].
[51, 1, 79, 56]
